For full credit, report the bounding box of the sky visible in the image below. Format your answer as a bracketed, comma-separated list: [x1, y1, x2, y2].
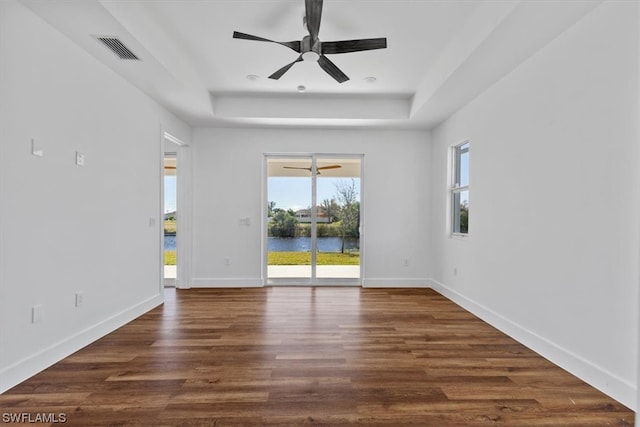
[268, 177, 360, 211]
[164, 176, 360, 214]
[164, 176, 177, 213]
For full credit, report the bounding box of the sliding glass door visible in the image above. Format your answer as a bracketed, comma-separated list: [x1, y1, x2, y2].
[315, 157, 361, 281]
[265, 155, 362, 285]
[266, 156, 313, 282]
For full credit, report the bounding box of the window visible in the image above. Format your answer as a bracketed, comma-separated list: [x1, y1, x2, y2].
[451, 141, 469, 235]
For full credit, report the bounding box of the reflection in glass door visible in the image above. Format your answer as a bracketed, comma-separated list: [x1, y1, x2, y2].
[266, 155, 362, 285]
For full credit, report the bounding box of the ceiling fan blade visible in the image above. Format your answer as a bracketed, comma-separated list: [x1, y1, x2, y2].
[233, 31, 301, 53]
[317, 165, 342, 170]
[305, 0, 323, 44]
[318, 54, 349, 83]
[283, 166, 312, 171]
[321, 38, 387, 54]
[269, 55, 303, 80]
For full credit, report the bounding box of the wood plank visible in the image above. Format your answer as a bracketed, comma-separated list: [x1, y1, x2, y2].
[0, 287, 633, 426]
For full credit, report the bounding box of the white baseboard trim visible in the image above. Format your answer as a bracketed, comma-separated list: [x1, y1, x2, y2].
[190, 278, 434, 288]
[429, 279, 637, 410]
[190, 278, 264, 288]
[362, 278, 432, 288]
[0, 294, 163, 394]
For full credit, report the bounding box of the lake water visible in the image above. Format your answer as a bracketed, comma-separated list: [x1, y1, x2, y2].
[164, 235, 177, 250]
[268, 237, 359, 252]
[164, 236, 359, 252]
[164, 235, 359, 252]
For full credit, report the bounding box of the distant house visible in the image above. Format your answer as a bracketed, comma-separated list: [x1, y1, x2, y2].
[294, 207, 330, 223]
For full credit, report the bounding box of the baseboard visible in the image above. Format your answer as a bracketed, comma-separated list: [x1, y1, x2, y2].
[190, 278, 433, 288]
[362, 278, 432, 288]
[0, 294, 163, 394]
[190, 277, 264, 288]
[429, 279, 637, 410]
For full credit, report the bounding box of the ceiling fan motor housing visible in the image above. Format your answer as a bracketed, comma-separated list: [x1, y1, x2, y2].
[301, 35, 321, 61]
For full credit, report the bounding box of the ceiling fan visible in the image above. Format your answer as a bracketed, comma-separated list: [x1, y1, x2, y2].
[233, 0, 387, 83]
[283, 164, 342, 174]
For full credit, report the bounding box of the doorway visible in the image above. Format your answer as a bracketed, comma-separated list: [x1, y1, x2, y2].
[163, 153, 177, 287]
[265, 155, 362, 285]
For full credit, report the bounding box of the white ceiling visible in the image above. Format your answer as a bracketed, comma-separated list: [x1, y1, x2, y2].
[20, 0, 602, 130]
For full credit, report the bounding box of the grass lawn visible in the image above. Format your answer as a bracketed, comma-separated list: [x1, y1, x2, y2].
[164, 250, 176, 265]
[164, 220, 176, 234]
[165, 250, 359, 266]
[268, 251, 360, 265]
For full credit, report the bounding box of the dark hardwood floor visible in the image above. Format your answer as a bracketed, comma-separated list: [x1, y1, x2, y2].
[0, 287, 634, 426]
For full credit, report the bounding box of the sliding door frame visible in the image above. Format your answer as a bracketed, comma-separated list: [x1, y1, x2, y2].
[263, 153, 364, 286]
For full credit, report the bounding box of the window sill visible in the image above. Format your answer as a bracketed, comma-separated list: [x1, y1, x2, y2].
[449, 233, 469, 241]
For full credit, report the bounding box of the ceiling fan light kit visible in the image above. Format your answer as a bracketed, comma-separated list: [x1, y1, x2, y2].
[233, 0, 387, 83]
[301, 51, 320, 62]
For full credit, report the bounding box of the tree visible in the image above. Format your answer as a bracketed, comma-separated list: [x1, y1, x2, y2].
[320, 198, 340, 223]
[334, 179, 360, 253]
[269, 209, 298, 238]
[267, 201, 276, 217]
[459, 201, 469, 234]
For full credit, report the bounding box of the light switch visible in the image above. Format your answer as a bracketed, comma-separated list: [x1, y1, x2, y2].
[31, 138, 44, 157]
[75, 151, 85, 166]
[32, 305, 43, 323]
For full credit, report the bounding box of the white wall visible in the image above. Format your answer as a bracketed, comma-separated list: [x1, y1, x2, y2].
[0, 1, 190, 392]
[637, 2, 640, 422]
[190, 128, 431, 287]
[429, 1, 639, 409]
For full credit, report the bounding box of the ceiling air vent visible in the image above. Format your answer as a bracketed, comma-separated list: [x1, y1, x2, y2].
[95, 36, 139, 60]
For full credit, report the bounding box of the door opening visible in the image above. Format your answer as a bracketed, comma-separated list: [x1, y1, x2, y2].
[163, 153, 177, 287]
[265, 155, 362, 286]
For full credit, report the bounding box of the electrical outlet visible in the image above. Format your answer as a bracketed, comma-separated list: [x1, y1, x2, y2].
[224, 257, 231, 266]
[75, 292, 84, 307]
[453, 267, 458, 276]
[31, 305, 43, 323]
[402, 259, 409, 267]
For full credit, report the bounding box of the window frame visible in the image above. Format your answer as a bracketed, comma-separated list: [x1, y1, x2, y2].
[450, 140, 470, 237]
